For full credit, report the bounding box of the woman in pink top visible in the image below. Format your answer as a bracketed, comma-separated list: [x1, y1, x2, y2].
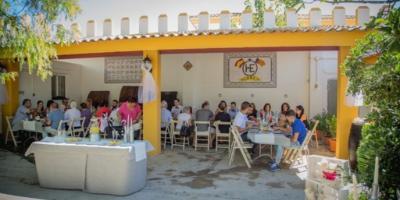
[118, 97, 142, 125]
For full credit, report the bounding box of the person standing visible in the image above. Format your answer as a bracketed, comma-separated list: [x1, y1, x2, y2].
[118, 97, 142, 139]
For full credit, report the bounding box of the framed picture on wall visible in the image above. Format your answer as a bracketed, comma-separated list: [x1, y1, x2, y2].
[223, 52, 277, 88]
[104, 56, 143, 83]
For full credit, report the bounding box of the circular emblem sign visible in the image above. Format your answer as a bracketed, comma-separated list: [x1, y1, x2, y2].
[242, 59, 258, 76]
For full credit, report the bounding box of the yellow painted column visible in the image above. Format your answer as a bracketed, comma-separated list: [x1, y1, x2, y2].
[1, 61, 19, 134]
[142, 50, 161, 156]
[336, 46, 358, 159]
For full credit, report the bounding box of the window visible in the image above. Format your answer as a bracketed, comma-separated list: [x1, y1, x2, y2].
[51, 75, 66, 98]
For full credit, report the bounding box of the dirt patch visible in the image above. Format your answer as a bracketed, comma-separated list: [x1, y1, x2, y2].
[177, 152, 197, 160]
[287, 181, 305, 189]
[248, 171, 260, 180]
[148, 177, 162, 181]
[266, 181, 285, 188]
[248, 181, 255, 187]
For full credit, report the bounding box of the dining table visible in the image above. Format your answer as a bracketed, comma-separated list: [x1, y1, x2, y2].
[25, 136, 154, 195]
[247, 127, 291, 161]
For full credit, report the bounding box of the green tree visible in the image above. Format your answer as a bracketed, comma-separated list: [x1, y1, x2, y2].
[344, 5, 400, 199]
[0, 0, 80, 83]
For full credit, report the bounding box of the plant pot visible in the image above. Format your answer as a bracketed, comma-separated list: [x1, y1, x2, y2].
[316, 130, 323, 141]
[324, 135, 331, 146]
[328, 138, 336, 152]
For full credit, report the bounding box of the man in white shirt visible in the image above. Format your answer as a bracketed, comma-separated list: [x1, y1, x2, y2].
[64, 101, 81, 128]
[233, 101, 258, 142]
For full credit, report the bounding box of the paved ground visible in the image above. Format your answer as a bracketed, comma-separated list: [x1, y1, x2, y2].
[0, 144, 313, 200]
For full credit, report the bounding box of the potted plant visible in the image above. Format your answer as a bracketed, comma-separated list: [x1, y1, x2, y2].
[327, 115, 337, 152]
[313, 112, 331, 145]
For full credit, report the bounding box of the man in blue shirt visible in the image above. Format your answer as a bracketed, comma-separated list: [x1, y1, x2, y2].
[161, 100, 172, 130]
[12, 99, 32, 130]
[270, 109, 307, 172]
[44, 101, 65, 136]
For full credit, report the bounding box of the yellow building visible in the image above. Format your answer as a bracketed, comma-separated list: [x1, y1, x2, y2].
[2, 6, 376, 159]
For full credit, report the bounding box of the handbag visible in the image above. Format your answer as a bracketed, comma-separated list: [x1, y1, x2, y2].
[180, 121, 191, 137]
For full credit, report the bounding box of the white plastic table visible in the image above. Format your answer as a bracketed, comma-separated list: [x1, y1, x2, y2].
[247, 129, 291, 160]
[25, 137, 154, 195]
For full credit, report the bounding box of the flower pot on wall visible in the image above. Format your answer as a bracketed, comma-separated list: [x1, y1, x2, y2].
[328, 138, 336, 152]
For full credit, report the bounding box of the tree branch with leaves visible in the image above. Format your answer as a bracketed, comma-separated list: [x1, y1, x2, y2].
[0, 0, 80, 83]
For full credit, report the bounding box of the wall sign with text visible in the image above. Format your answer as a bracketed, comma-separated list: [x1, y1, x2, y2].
[224, 52, 277, 88]
[104, 56, 143, 83]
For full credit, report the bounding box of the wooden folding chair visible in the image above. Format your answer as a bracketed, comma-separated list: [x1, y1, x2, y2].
[229, 126, 253, 168]
[161, 122, 171, 149]
[4, 116, 19, 147]
[283, 131, 313, 165]
[57, 119, 73, 136]
[214, 121, 231, 152]
[310, 120, 320, 148]
[194, 121, 211, 151]
[71, 117, 86, 137]
[170, 120, 190, 150]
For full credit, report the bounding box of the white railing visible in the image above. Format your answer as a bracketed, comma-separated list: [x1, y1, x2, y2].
[64, 6, 374, 39]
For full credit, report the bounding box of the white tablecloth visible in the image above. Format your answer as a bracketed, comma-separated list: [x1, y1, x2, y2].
[25, 137, 154, 195]
[247, 130, 291, 147]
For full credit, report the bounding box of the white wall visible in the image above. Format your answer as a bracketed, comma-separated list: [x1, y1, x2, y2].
[61, 58, 142, 103]
[161, 52, 310, 113]
[18, 61, 82, 105]
[309, 51, 338, 117]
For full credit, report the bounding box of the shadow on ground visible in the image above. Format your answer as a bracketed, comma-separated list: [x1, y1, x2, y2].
[0, 145, 307, 200]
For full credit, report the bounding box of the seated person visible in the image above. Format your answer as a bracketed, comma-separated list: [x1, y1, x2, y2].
[195, 101, 213, 131]
[64, 101, 82, 129]
[233, 101, 258, 142]
[278, 102, 290, 119]
[295, 105, 310, 129]
[33, 100, 46, 119]
[12, 99, 32, 130]
[275, 114, 291, 134]
[171, 98, 183, 120]
[248, 103, 258, 121]
[80, 103, 92, 129]
[214, 102, 231, 133]
[161, 100, 172, 130]
[109, 100, 120, 127]
[214, 100, 227, 115]
[228, 101, 239, 120]
[270, 109, 307, 172]
[176, 106, 192, 131]
[260, 103, 274, 123]
[44, 101, 64, 136]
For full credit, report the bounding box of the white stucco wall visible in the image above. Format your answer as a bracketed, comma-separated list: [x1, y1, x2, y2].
[161, 52, 311, 113]
[18, 61, 82, 105]
[60, 58, 142, 103]
[59, 0, 385, 36]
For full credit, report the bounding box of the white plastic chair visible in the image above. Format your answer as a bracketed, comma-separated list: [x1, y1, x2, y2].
[214, 121, 231, 152]
[194, 121, 211, 151]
